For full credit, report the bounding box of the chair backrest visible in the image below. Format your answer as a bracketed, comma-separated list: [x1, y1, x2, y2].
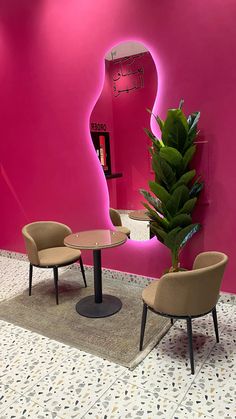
[153, 252, 228, 317]
[109, 208, 122, 227]
[22, 221, 72, 265]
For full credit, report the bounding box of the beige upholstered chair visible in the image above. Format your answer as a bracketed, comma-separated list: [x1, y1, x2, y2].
[22, 221, 87, 305]
[140, 252, 228, 374]
[109, 208, 131, 238]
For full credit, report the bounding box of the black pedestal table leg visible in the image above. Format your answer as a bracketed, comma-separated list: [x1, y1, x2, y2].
[75, 245, 122, 318]
[93, 249, 102, 303]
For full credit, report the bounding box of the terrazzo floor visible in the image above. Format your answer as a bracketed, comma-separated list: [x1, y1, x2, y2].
[0, 255, 235, 419]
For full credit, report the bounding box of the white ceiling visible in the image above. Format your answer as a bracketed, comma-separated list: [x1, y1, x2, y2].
[105, 41, 148, 61]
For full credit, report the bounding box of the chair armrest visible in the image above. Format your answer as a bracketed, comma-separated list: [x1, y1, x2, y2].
[22, 228, 40, 265]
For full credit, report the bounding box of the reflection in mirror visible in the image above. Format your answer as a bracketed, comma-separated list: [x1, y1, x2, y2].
[90, 41, 158, 240]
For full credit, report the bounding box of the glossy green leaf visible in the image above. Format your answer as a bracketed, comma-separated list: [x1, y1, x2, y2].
[171, 169, 196, 191]
[178, 197, 197, 214]
[140, 189, 163, 214]
[143, 128, 161, 150]
[189, 179, 204, 198]
[166, 185, 190, 216]
[188, 111, 200, 134]
[185, 111, 200, 146]
[177, 223, 201, 248]
[162, 109, 188, 151]
[146, 108, 164, 132]
[169, 214, 192, 229]
[164, 227, 182, 250]
[161, 204, 173, 222]
[150, 225, 168, 243]
[152, 154, 176, 189]
[142, 203, 169, 229]
[149, 181, 171, 204]
[151, 154, 162, 184]
[183, 145, 196, 169]
[159, 147, 183, 171]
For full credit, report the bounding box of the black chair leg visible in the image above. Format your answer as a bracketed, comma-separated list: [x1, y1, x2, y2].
[79, 257, 87, 288]
[212, 307, 219, 343]
[29, 263, 33, 296]
[171, 318, 174, 325]
[186, 317, 194, 374]
[53, 267, 59, 305]
[139, 303, 148, 351]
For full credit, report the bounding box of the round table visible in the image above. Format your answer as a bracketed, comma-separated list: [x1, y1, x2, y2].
[64, 229, 127, 318]
[128, 210, 151, 221]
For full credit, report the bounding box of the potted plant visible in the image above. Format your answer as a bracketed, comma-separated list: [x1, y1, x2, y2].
[140, 100, 204, 272]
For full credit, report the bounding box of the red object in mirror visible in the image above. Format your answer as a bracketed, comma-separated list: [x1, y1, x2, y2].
[91, 131, 111, 175]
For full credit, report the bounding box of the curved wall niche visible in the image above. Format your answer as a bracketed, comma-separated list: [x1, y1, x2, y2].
[90, 41, 158, 241]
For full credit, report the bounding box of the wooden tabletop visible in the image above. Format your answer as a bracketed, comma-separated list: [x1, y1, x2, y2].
[64, 229, 127, 250]
[128, 210, 151, 221]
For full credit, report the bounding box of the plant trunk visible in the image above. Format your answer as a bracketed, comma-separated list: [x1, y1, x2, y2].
[171, 249, 179, 272]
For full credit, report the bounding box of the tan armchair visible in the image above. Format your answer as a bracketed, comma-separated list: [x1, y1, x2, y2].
[140, 252, 228, 374]
[22, 221, 87, 305]
[109, 208, 131, 238]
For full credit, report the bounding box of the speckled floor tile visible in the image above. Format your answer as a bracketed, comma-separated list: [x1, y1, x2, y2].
[0, 384, 21, 415]
[182, 363, 236, 418]
[121, 318, 218, 404]
[0, 253, 235, 419]
[0, 320, 86, 359]
[219, 292, 236, 305]
[62, 350, 126, 378]
[172, 404, 212, 418]
[122, 354, 194, 404]
[0, 341, 67, 393]
[155, 322, 216, 365]
[216, 304, 236, 338]
[205, 338, 236, 370]
[174, 303, 236, 340]
[0, 325, 32, 356]
[83, 378, 178, 419]
[0, 396, 59, 418]
[25, 357, 120, 418]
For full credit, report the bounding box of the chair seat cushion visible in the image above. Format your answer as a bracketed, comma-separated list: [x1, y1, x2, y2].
[115, 226, 131, 236]
[38, 247, 81, 267]
[142, 279, 160, 308]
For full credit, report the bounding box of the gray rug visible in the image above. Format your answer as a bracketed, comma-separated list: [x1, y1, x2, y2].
[0, 269, 171, 369]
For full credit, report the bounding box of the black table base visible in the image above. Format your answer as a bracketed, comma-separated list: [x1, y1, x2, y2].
[75, 248, 122, 318]
[76, 294, 122, 318]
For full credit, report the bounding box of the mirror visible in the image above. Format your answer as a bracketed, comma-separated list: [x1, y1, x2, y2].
[90, 41, 158, 240]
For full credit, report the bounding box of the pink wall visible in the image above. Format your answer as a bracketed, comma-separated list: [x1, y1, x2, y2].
[0, 0, 236, 293]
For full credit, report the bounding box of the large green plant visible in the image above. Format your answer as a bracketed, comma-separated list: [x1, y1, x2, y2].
[140, 100, 204, 272]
